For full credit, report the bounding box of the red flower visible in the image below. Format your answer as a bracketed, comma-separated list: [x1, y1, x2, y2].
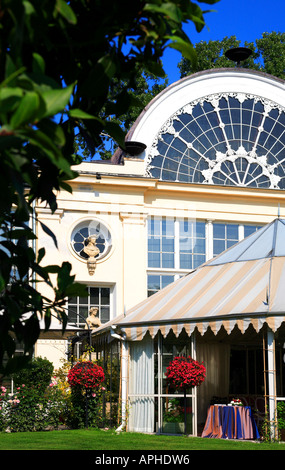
[67, 361, 105, 390]
[165, 356, 206, 391]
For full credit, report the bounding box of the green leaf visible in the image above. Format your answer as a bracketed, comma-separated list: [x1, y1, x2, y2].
[144, 3, 182, 23]
[17, 127, 75, 176]
[44, 308, 51, 331]
[82, 55, 116, 99]
[10, 91, 44, 129]
[32, 52, 45, 74]
[69, 109, 98, 120]
[5, 229, 37, 240]
[167, 36, 197, 63]
[104, 120, 126, 148]
[0, 87, 24, 115]
[54, 0, 77, 24]
[42, 83, 74, 118]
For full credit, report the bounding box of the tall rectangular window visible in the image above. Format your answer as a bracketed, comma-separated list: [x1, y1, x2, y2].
[148, 217, 206, 270]
[148, 217, 175, 268]
[68, 286, 110, 327]
[179, 220, 206, 269]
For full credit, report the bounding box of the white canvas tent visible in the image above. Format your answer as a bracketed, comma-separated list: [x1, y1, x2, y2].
[96, 218, 285, 341]
[93, 218, 285, 435]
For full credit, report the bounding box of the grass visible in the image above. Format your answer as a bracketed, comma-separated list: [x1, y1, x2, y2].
[0, 428, 284, 451]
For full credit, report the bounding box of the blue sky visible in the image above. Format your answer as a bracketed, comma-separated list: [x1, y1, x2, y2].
[162, 0, 285, 84]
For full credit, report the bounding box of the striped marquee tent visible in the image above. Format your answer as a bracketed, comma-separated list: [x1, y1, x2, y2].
[95, 218, 285, 342]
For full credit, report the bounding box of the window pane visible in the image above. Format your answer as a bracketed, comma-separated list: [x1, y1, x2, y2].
[148, 236, 160, 252]
[244, 225, 261, 238]
[195, 222, 205, 238]
[101, 288, 110, 305]
[68, 306, 77, 323]
[162, 253, 174, 268]
[213, 223, 225, 239]
[101, 307, 110, 323]
[180, 220, 192, 236]
[227, 239, 238, 249]
[162, 218, 174, 236]
[79, 294, 88, 305]
[227, 224, 239, 240]
[68, 296, 77, 305]
[214, 239, 225, 255]
[162, 238, 174, 253]
[148, 275, 161, 291]
[79, 306, 88, 320]
[180, 237, 193, 253]
[148, 252, 160, 268]
[161, 275, 174, 289]
[193, 238, 205, 254]
[180, 254, 192, 269]
[90, 287, 99, 304]
[193, 254, 206, 268]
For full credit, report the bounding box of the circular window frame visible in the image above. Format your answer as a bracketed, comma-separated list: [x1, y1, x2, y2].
[69, 218, 113, 264]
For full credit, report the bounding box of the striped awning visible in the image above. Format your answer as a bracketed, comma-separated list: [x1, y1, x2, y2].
[94, 218, 285, 341]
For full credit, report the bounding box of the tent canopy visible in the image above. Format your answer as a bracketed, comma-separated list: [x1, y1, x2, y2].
[95, 218, 285, 341]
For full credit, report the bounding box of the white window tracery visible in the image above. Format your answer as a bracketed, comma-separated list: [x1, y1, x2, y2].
[146, 93, 285, 189]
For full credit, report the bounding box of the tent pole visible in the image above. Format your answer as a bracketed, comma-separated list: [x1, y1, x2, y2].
[191, 331, 197, 436]
[263, 331, 268, 436]
[267, 328, 277, 439]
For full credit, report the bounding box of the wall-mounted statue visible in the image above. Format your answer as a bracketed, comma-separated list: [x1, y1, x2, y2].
[83, 236, 100, 275]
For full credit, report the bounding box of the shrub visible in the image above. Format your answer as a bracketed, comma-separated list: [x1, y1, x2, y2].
[13, 357, 54, 396]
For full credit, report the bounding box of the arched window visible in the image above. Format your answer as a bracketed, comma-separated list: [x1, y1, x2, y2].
[146, 93, 285, 189]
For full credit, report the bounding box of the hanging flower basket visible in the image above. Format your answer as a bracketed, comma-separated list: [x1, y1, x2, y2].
[67, 361, 105, 390]
[166, 356, 206, 391]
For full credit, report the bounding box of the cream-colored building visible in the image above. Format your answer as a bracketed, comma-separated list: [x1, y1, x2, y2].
[34, 68, 285, 435]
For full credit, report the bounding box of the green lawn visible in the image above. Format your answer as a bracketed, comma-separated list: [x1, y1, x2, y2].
[0, 428, 284, 451]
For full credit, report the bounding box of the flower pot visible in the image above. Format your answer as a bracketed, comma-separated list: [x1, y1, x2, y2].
[162, 422, 184, 434]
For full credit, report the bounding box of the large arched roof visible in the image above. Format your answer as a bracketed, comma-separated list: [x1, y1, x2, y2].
[113, 68, 285, 190]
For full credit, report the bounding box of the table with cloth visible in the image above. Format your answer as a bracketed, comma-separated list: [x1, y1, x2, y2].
[201, 405, 260, 439]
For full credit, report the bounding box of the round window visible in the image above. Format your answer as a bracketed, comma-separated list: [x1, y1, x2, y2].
[71, 220, 112, 261]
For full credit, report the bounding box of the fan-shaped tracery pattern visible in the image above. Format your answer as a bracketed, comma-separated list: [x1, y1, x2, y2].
[146, 93, 285, 189]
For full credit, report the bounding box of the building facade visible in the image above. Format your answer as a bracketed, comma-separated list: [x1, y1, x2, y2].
[34, 68, 285, 435]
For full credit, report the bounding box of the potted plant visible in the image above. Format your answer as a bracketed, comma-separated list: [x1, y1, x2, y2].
[165, 356, 206, 434]
[67, 361, 105, 428]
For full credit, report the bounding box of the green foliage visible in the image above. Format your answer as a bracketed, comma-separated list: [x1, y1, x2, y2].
[178, 32, 285, 80]
[0, 356, 108, 431]
[13, 357, 54, 395]
[67, 388, 105, 429]
[277, 401, 285, 430]
[0, 357, 66, 432]
[0, 0, 219, 375]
